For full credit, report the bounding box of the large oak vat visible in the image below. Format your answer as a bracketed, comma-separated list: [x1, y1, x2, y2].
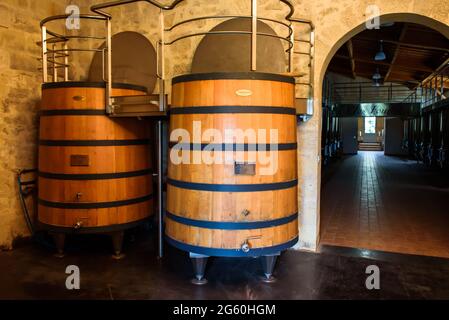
[38, 82, 153, 257]
[166, 72, 299, 282]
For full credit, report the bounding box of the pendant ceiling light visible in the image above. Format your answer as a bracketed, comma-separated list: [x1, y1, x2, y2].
[372, 67, 382, 80]
[372, 76, 384, 87]
[375, 40, 386, 61]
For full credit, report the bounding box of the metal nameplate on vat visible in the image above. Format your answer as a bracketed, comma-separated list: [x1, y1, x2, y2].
[234, 162, 256, 175]
[70, 155, 90, 167]
[235, 89, 253, 97]
[72, 95, 86, 102]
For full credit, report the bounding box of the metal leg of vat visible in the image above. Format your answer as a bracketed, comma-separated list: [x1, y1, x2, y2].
[260, 253, 280, 283]
[111, 231, 125, 260]
[52, 233, 66, 258]
[190, 253, 209, 285]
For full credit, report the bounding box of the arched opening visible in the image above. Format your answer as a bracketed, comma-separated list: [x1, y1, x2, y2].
[319, 14, 449, 258]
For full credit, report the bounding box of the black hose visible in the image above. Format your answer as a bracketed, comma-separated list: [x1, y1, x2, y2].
[17, 169, 55, 250]
[17, 170, 36, 235]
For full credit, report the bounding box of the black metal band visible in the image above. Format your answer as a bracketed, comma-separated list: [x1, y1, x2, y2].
[170, 106, 296, 115]
[40, 109, 106, 116]
[167, 178, 297, 192]
[166, 211, 298, 230]
[166, 236, 299, 257]
[39, 139, 151, 147]
[38, 169, 152, 181]
[38, 218, 150, 234]
[38, 194, 153, 209]
[42, 81, 147, 92]
[168, 142, 297, 151]
[172, 72, 295, 85]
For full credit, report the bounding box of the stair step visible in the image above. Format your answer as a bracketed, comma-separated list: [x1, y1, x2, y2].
[359, 142, 383, 151]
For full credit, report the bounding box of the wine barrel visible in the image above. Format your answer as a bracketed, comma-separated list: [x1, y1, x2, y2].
[38, 82, 153, 236]
[166, 72, 299, 258]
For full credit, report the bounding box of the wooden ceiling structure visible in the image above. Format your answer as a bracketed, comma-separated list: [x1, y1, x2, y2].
[327, 22, 449, 89]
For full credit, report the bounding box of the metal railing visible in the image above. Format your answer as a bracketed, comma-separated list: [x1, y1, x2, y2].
[39, 1, 315, 117]
[39, 14, 109, 83]
[89, 0, 314, 117]
[331, 81, 415, 104]
[90, 0, 185, 114]
[162, 0, 315, 117]
[291, 18, 314, 119]
[164, 1, 293, 71]
[403, 62, 449, 108]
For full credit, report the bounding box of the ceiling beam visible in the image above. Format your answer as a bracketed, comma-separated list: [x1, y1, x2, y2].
[334, 55, 434, 73]
[327, 67, 354, 77]
[385, 24, 408, 82]
[349, 72, 421, 83]
[346, 40, 357, 79]
[355, 37, 449, 52]
[328, 66, 420, 80]
[326, 71, 421, 86]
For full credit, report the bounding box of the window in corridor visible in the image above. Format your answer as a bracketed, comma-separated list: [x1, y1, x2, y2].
[365, 117, 376, 134]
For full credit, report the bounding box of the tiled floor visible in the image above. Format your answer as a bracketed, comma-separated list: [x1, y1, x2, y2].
[320, 151, 449, 258]
[2, 233, 449, 299]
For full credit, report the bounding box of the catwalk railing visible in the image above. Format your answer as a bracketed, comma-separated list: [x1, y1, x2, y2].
[325, 63, 449, 110]
[89, 0, 315, 117]
[39, 14, 109, 83]
[38, 1, 314, 117]
[403, 62, 449, 109]
[330, 81, 415, 105]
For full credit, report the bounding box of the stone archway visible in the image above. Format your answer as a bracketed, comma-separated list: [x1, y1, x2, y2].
[296, 6, 449, 251]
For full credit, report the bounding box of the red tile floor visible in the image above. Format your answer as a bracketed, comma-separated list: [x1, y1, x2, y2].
[320, 151, 449, 258]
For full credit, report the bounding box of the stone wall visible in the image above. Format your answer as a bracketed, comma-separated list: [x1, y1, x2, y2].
[1, 0, 448, 250]
[0, 0, 74, 249]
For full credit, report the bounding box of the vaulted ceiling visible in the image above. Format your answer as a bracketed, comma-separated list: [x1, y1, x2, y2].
[327, 22, 449, 89]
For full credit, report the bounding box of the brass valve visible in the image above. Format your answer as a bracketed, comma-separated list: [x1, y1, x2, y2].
[73, 221, 83, 230]
[240, 236, 262, 253]
[241, 241, 251, 253]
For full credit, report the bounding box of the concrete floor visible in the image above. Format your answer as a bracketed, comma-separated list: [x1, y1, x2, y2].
[1, 229, 449, 299]
[321, 151, 449, 258]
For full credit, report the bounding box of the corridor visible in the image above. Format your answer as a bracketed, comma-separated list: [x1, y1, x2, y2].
[320, 152, 449, 258]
